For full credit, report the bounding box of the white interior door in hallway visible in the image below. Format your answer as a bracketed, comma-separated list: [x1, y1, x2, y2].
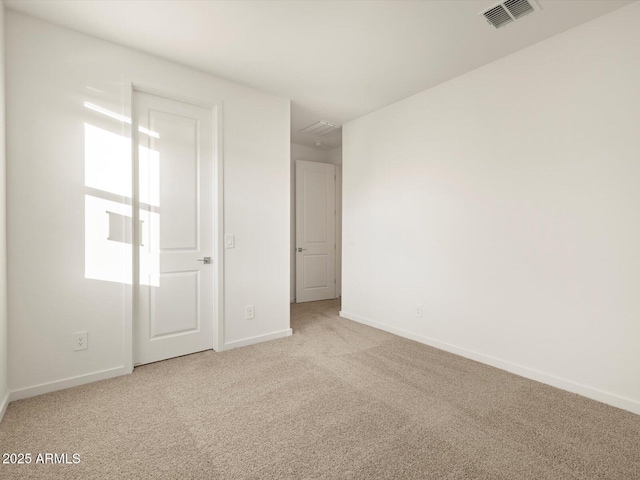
[133, 90, 216, 365]
[295, 160, 336, 303]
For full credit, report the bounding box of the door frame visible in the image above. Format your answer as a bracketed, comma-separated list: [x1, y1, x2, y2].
[335, 164, 342, 298]
[294, 160, 338, 303]
[124, 82, 225, 372]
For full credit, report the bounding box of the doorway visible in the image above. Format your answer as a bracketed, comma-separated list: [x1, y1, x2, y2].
[132, 88, 222, 365]
[295, 160, 341, 303]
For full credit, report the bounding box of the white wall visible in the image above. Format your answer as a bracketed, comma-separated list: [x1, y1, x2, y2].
[0, 4, 9, 420]
[6, 11, 290, 396]
[290, 143, 341, 302]
[291, 143, 334, 165]
[342, 2, 640, 415]
[328, 146, 342, 165]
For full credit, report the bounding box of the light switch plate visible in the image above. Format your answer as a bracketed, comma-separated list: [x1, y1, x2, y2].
[225, 234, 235, 249]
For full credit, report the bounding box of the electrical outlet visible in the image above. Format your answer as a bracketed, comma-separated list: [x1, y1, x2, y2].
[245, 305, 255, 320]
[415, 304, 423, 318]
[73, 331, 88, 351]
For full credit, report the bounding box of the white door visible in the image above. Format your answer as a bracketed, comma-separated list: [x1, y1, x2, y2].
[134, 90, 215, 365]
[296, 160, 336, 303]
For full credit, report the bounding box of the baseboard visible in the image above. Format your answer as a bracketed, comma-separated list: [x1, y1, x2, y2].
[224, 328, 293, 351]
[340, 310, 640, 416]
[8, 366, 129, 403]
[0, 391, 9, 423]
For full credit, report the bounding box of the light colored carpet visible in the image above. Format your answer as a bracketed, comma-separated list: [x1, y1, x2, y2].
[1, 299, 639, 479]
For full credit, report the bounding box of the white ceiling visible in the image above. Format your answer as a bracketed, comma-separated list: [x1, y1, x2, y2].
[5, 0, 634, 150]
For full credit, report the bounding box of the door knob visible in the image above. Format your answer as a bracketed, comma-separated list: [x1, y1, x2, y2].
[296, 248, 307, 252]
[197, 257, 211, 264]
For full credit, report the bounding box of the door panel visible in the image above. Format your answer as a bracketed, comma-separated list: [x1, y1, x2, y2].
[151, 271, 199, 338]
[296, 160, 336, 303]
[303, 170, 329, 243]
[304, 255, 329, 289]
[152, 111, 199, 251]
[134, 91, 214, 365]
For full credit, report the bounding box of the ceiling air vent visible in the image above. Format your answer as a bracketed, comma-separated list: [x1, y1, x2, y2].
[504, 0, 535, 19]
[481, 0, 539, 29]
[299, 121, 341, 137]
[483, 5, 513, 29]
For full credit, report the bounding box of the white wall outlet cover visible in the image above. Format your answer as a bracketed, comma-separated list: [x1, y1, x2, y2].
[415, 305, 423, 318]
[225, 234, 235, 248]
[246, 305, 255, 320]
[73, 331, 88, 351]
